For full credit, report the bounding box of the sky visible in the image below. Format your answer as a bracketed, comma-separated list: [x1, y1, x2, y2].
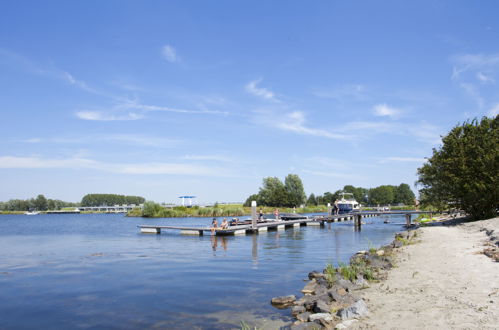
[0, 1, 498, 204]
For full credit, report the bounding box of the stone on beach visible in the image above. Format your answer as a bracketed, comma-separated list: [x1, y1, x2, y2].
[271, 295, 296, 308]
[336, 299, 369, 320]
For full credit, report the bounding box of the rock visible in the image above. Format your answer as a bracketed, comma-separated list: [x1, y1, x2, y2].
[292, 305, 306, 316]
[395, 231, 409, 239]
[392, 239, 404, 248]
[271, 295, 296, 308]
[302, 279, 318, 294]
[316, 277, 329, 288]
[335, 319, 358, 329]
[313, 300, 331, 313]
[376, 249, 385, 256]
[314, 285, 328, 296]
[309, 271, 325, 280]
[296, 311, 311, 322]
[336, 278, 354, 292]
[328, 290, 356, 306]
[336, 299, 369, 320]
[291, 322, 323, 330]
[356, 250, 368, 255]
[354, 276, 370, 289]
[309, 312, 333, 322]
[366, 255, 393, 269]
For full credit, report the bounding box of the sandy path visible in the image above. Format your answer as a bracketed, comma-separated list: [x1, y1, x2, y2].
[351, 218, 499, 330]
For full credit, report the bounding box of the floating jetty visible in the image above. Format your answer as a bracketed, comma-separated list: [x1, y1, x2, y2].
[138, 211, 435, 236]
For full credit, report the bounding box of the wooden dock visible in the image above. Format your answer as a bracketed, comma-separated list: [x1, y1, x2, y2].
[137, 212, 401, 236]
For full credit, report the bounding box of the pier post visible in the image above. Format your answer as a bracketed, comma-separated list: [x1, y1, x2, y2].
[354, 214, 362, 230]
[405, 214, 411, 227]
[251, 201, 257, 230]
[327, 203, 332, 218]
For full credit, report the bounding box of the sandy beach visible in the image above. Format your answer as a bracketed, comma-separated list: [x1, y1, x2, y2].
[350, 217, 499, 330]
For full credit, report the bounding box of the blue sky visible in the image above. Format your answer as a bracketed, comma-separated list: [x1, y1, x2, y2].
[1, 1, 498, 204]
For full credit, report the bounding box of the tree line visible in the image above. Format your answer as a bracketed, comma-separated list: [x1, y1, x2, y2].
[0, 194, 78, 211]
[244, 174, 416, 207]
[80, 194, 145, 207]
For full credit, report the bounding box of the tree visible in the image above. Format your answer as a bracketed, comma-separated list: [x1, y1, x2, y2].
[142, 201, 161, 217]
[284, 174, 306, 207]
[33, 194, 48, 211]
[243, 194, 260, 207]
[395, 183, 415, 205]
[369, 185, 395, 205]
[306, 193, 317, 206]
[417, 116, 498, 219]
[258, 177, 288, 207]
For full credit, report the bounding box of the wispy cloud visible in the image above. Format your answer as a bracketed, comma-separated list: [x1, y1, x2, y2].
[476, 72, 495, 84]
[20, 134, 181, 148]
[451, 53, 499, 80]
[458, 82, 484, 108]
[245, 78, 276, 100]
[276, 111, 352, 140]
[372, 103, 401, 118]
[75, 111, 143, 121]
[162, 44, 178, 63]
[0, 156, 229, 176]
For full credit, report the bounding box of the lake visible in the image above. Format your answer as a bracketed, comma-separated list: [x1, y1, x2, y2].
[0, 213, 406, 329]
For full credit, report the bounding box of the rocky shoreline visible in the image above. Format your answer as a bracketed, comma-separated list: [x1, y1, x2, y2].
[271, 229, 420, 329]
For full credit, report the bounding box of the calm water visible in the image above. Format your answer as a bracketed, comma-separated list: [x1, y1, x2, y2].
[0, 213, 405, 329]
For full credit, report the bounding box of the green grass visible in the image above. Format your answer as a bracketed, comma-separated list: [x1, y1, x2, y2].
[325, 263, 337, 286]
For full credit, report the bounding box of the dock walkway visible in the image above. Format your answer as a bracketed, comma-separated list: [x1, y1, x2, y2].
[138, 213, 386, 236]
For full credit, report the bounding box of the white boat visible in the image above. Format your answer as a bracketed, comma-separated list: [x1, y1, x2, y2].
[336, 193, 360, 214]
[25, 211, 40, 215]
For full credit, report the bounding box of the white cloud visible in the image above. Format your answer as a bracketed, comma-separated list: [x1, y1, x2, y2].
[488, 103, 499, 117]
[75, 111, 143, 121]
[0, 156, 228, 176]
[451, 53, 499, 80]
[458, 82, 484, 108]
[373, 103, 401, 118]
[476, 72, 495, 83]
[245, 78, 275, 100]
[276, 111, 352, 140]
[162, 44, 178, 63]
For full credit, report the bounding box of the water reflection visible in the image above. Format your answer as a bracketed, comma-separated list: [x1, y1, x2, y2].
[210, 236, 229, 252]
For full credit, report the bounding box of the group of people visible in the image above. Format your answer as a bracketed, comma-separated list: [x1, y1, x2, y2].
[210, 217, 233, 234]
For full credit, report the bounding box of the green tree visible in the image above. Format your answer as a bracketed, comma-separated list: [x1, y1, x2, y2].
[243, 194, 260, 207]
[258, 177, 288, 207]
[369, 185, 395, 205]
[417, 116, 498, 219]
[284, 174, 306, 207]
[142, 201, 161, 217]
[34, 194, 48, 211]
[306, 193, 317, 206]
[394, 183, 416, 205]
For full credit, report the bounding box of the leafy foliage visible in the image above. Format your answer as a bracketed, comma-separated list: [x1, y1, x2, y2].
[417, 116, 498, 219]
[81, 194, 145, 207]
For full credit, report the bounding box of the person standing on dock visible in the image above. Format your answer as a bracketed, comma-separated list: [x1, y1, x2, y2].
[259, 209, 263, 220]
[274, 208, 280, 221]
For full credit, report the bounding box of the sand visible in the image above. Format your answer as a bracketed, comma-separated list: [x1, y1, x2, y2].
[350, 217, 499, 330]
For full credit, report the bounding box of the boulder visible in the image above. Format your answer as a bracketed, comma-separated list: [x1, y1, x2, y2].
[336, 278, 354, 292]
[308, 271, 325, 280]
[292, 305, 306, 316]
[313, 300, 331, 313]
[271, 295, 296, 308]
[302, 279, 318, 294]
[309, 312, 333, 322]
[335, 319, 358, 329]
[296, 311, 311, 322]
[376, 249, 385, 256]
[392, 239, 404, 248]
[290, 322, 323, 330]
[336, 299, 369, 320]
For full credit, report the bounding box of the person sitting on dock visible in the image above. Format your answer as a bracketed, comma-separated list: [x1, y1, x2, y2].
[229, 218, 239, 226]
[211, 218, 219, 234]
[220, 218, 229, 229]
